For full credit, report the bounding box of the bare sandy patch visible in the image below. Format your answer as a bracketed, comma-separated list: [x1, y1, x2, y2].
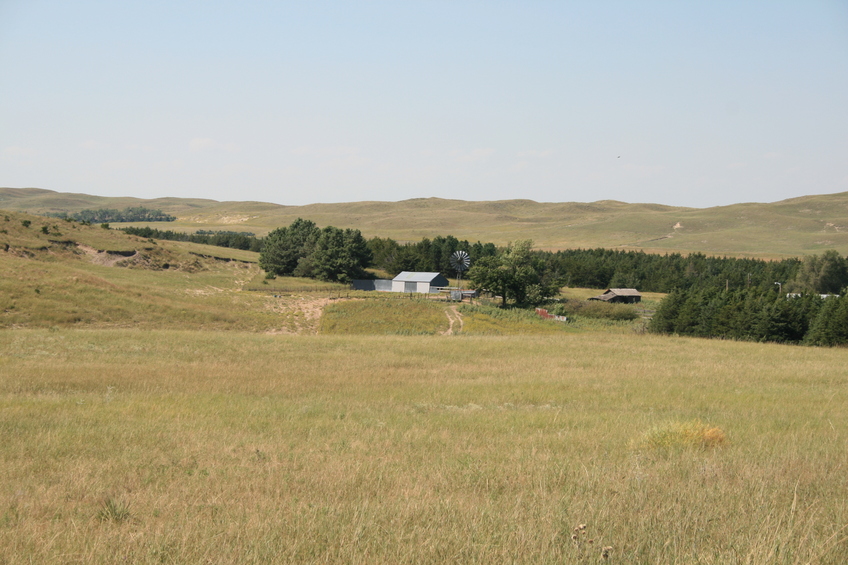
[76, 244, 137, 267]
[264, 295, 334, 335]
[217, 215, 253, 224]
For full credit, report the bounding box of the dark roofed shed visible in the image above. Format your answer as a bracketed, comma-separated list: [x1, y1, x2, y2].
[588, 288, 642, 304]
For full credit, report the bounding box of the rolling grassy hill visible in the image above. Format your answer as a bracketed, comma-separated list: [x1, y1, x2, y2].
[4, 187, 848, 257]
[0, 209, 350, 332]
[4, 193, 848, 562]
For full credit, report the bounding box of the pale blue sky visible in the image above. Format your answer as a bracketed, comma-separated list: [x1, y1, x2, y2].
[1, 1, 847, 207]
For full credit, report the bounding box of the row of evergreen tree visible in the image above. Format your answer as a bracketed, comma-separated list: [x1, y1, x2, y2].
[649, 287, 848, 346]
[50, 207, 176, 223]
[367, 236, 498, 276]
[534, 249, 802, 293]
[121, 226, 262, 252]
[119, 226, 501, 275]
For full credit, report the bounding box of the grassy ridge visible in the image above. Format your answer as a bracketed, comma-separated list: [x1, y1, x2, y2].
[0, 210, 332, 333]
[1, 330, 847, 563]
[4, 187, 848, 256]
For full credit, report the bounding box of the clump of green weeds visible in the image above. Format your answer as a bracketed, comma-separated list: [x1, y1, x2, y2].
[631, 419, 727, 452]
[97, 496, 131, 523]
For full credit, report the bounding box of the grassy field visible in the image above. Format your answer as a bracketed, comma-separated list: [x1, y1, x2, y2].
[2, 330, 847, 563]
[3, 203, 848, 562]
[5, 187, 848, 256]
[318, 293, 642, 336]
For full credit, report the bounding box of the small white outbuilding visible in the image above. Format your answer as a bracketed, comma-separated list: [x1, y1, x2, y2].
[391, 272, 450, 294]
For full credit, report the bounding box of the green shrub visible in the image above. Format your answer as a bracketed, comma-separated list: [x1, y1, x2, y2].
[97, 497, 131, 523]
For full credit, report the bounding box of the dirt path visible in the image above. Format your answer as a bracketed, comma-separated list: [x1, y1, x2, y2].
[443, 304, 464, 335]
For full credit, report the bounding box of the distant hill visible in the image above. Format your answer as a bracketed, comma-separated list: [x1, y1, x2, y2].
[3, 187, 848, 257]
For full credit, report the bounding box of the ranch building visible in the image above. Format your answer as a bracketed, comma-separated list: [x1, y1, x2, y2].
[391, 272, 450, 294]
[350, 272, 450, 293]
[588, 288, 642, 304]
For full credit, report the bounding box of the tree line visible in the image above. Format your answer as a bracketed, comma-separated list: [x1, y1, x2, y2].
[649, 287, 848, 346]
[367, 243, 843, 297]
[121, 226, 262, 252]
[647, 250, 848, 345]
[259, 220, 502, 283]
[50, 207, 176, 223]
[367, 235, 498, 275]
[535, 248, 802, 293]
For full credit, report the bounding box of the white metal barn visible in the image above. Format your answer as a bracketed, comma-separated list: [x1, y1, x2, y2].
[391, 272, 450, 294]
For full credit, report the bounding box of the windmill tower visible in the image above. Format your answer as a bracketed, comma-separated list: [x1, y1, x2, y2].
[449, 250, 470, 300]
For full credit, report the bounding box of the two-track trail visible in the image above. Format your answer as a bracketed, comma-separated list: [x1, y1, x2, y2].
[443, 304, 464, 335]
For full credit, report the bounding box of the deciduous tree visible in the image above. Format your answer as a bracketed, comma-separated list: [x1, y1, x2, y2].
[468, 240, 560, 306]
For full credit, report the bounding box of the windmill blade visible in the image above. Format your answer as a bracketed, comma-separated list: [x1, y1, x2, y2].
[450, 250, 471, 272]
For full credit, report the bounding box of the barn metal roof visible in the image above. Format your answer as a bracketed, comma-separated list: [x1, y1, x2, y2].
[606, 288, 641, 296]
[393, 272, 447, 283]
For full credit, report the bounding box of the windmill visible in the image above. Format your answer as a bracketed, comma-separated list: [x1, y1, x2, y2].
[449, 250, 471, 299]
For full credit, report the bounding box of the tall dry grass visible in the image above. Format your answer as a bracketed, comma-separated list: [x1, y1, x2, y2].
[1, 329, 847, 563]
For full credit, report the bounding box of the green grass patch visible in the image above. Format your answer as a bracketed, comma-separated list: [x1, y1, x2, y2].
[549, 299, 640, 321]
[458, 303, 576, 335]
[320, 296, 450, 335]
